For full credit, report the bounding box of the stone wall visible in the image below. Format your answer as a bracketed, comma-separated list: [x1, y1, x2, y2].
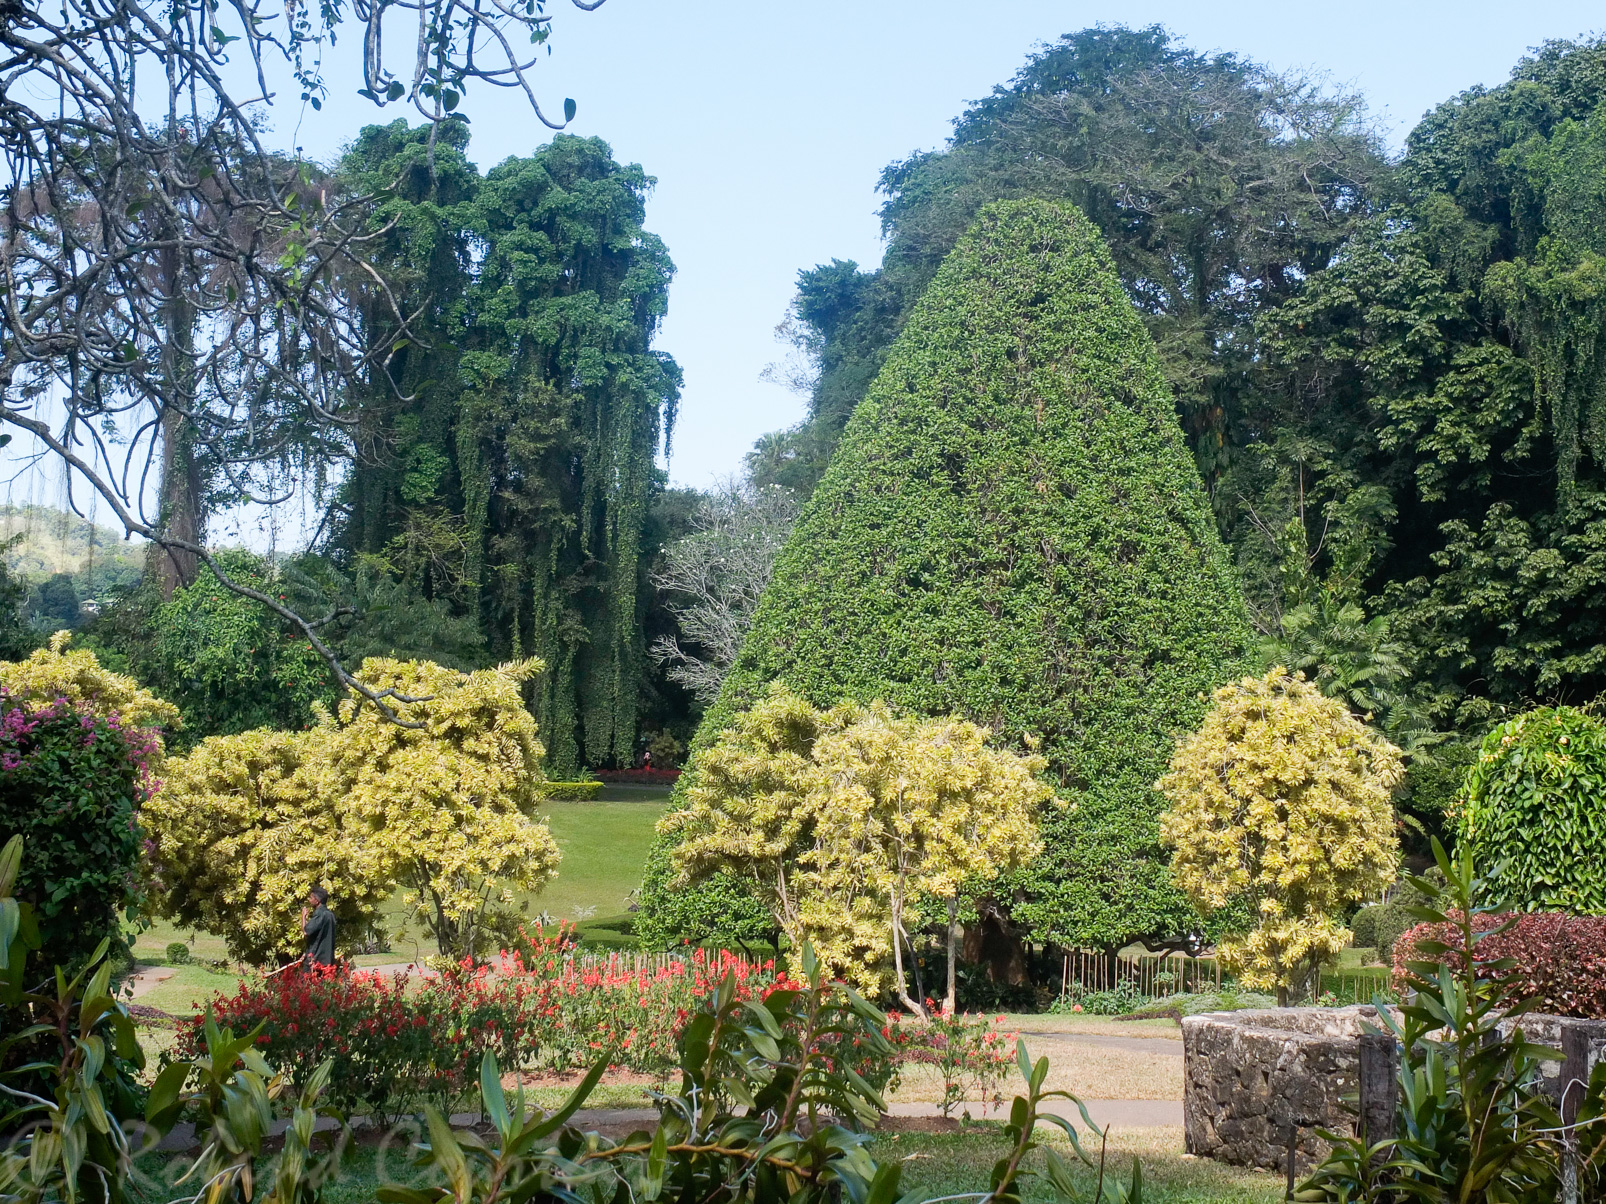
[1182, 1007, 1604, 1174]
[1181, 1006, 1379, 1174]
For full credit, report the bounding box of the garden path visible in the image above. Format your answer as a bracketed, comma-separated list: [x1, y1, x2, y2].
[125, 963, 176, 997]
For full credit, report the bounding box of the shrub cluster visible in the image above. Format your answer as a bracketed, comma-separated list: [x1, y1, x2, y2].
[0, 688, 160, 969]
[1392, 911, 1606, 1018]
[1463, 705, 1606, 913]
[597, 768, 681, 786]
[536, 781, 603, 800]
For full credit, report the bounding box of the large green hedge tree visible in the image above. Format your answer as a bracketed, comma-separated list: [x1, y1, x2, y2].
[639, 199, 1254, 958]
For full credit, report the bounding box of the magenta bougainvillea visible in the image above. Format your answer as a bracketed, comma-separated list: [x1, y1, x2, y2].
[0, 688, 159, 967]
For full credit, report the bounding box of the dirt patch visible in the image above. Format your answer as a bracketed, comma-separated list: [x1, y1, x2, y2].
[876, 1115, 964, 1134]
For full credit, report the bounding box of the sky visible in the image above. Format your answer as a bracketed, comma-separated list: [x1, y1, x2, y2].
[7, 0, 1605, 535]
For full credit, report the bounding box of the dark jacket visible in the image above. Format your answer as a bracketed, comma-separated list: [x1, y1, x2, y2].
[303, 903, 336, 967]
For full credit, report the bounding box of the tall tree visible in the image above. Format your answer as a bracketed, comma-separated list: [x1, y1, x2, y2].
[1, 0, 607, 713]
[641, 200, 1254, 960]
[753, 26, 1387, 495]
[1248, 37, 1606, 726]
[335, 127, 681, 774]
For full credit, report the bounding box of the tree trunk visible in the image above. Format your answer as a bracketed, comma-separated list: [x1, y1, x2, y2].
[943, 897, 959, 1014]
[890, 912, 925, 1016]
[152, 237, 202, 597]
[962, 899, 1030, 986]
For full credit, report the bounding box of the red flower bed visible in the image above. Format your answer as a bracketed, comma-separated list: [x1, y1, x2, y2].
[1392, 911, 1606, 1018]
[177, 964, 441, 1116]
[183, 927, 1019, 1117]
[182, 929, 798, 1112]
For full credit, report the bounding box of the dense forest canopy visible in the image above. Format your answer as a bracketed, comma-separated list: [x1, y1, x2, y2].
[332, 123, 684, 774]
[11, 24, 1606, 820]
[66, 125, 691, 767]
[751, 26, 1606, 754]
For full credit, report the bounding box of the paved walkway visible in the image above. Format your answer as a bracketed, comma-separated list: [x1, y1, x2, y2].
[1023, 1032, 1183, 1057]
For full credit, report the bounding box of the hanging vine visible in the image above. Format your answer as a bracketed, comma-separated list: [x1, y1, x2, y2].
[337, 126, 679, 775]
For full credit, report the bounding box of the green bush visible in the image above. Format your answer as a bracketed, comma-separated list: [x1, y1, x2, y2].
[1350, 905, 1379, 949]
[537, 780, 603, 801]
[0, 690, 154, 969]
[1351, 902, 1418, 963]
[165, 941, 192, 965]
[1464, 705, 1606, 913]
[640, 199, 1253, 954]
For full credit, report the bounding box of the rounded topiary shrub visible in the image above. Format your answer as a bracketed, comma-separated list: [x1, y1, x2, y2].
[639, 198, 1253, 954]
[1464, 705, 1606, 914]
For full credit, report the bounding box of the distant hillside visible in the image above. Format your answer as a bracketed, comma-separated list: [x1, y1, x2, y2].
[1, 505, 145, 595]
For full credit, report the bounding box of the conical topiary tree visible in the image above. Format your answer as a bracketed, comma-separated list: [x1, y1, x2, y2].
[639, 199, 1254, 958]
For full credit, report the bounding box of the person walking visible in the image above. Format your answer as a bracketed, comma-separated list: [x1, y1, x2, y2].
[301, 885, 337, 969]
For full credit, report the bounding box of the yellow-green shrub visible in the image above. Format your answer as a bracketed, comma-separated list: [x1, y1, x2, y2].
[144, 658, 560, 964]
[1, 632, 179, 750]
[1158, 669, 1402, 1001]
[667, 684, 1049, 1000]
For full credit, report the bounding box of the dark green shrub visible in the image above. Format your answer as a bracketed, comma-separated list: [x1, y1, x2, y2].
[1350, 905, 1379, 949]
[1304, 842, 1606, 1202]
[0, 689, 155, 968]
[1351, 902, 1417, 962]
[536, 781, 603, 801]
[165, 941, 192, 965]
[86, 550, 333, 749]
[640, 199, 1253, 954]
[1464, 705, 1606, 913]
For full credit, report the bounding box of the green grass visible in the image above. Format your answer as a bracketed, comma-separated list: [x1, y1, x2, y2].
[129, 1125, 1277, 1204]
[533, 796, 667, 920]
[887, 1126, 1281, 1204]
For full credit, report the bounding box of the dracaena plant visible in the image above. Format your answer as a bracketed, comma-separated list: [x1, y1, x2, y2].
[144, 1020, 345, 1204]
[1, 833, 147, 1204]
[0, 834, 343, 1204]
[1299, 838, 1606, 1204]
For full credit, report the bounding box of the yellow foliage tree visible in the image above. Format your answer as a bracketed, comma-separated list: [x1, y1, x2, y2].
[666, 684, 1049, 1008]
[0, 632, 180, 753]
[1158, 669, 1403, 1003]
[144, 658, 560, 964]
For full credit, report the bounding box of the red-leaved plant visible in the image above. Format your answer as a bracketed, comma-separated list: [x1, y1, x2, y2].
[1391, 910, 1606, 1018]
[180, 928, 803, 1113]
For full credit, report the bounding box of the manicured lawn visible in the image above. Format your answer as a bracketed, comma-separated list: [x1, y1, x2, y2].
[887, 1125, 1281, 1204]
[534, 794, 668, 921]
